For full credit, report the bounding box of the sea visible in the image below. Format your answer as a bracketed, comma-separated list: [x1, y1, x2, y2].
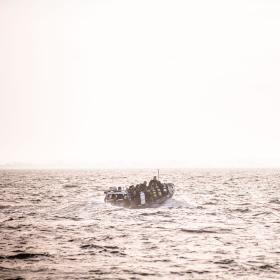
[0, 169, 280, 279]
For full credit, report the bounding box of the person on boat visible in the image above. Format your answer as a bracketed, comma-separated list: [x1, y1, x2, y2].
[148, 176, 163, 197]
[141, 181, 147, 191]
[148, 176, 158, 188]
[145, 184, 153, 202]
[141, 181, 149, 202]
[133, 184, 140, 205]
[128, 185, 135, 200]
[128, 185, 135, 192]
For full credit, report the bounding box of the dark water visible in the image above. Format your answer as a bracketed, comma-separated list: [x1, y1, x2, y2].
[0, 169, 280, 279]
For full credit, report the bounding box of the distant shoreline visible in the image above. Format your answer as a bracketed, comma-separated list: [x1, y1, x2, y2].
[1, 167, 280, 171]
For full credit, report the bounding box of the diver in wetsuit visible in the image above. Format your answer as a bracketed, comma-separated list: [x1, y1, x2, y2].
[148, 176, 158, 188]
[128, 185, 135, 200]
[134, 184, 140, 205]
[141, 181, 147, 192]
[148, 176, 163, 198]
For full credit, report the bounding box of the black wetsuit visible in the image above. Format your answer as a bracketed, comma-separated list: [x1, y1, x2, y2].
[149, 179, 162, 197]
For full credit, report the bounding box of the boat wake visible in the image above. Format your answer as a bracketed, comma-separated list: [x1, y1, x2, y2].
[161, 198, 197, 209]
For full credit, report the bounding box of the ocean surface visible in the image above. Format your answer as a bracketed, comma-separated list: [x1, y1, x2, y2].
[0, 169, 280, 279]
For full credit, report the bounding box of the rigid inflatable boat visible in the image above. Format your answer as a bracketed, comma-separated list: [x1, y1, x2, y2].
[104, 183, 175, 209]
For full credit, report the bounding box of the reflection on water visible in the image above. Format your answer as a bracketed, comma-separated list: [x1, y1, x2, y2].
[0, 169, 280, 279]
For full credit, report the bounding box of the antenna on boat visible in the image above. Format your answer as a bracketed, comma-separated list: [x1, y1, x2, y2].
[157, 169, 160, 180]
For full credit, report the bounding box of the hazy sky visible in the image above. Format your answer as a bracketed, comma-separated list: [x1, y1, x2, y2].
[1, 0, 280, 168]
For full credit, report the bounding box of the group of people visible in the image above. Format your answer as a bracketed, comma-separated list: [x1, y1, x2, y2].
[127, 176, 169, 204]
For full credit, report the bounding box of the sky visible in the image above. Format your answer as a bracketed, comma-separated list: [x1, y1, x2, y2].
[1, 0, 280, 168]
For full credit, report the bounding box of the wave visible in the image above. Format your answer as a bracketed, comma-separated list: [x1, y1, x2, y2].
[63, 184, 79, 188]
[160, 198, 197, 209]
[0, 252, 50, 260]
[269, 199, 280, 204]
[181, 228, 217, 234]
[80, 244, 126, 256]
[180, 227, 232, 234]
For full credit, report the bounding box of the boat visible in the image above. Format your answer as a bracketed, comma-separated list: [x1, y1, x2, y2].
[104, 183, 175, 209]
